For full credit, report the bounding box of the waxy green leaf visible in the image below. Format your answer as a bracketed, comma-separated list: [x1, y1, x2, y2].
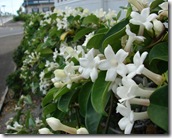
[91, 71, 111, 116]
[148, 85, 168, 132]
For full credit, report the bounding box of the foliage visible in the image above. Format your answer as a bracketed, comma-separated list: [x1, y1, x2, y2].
[6, 0, 168, 134]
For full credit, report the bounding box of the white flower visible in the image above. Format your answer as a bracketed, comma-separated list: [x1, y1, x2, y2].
[98, 45, 128, 81]
[117, 77, 153, 102]
[116, 101, 149, 134]
[94, 8, 106, 19]
[127, 51, 163, 85]
[125, 25, 145, 52]
[126, 51, 148, 78]
[79, 48, 100, 82]
[46, 117, 77, 134]
[53, 48, 58, 61]
[39, 128, 53, 134]
[77, 128, 89, 134]
[7, 121, 23, 131]
[116, 101, 134, 134]
[82, 32, 94, 47]
[130, 7, 157, 35]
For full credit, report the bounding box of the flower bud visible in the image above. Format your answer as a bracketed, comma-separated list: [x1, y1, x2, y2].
[54, 69, 67, 78]
[153, 19, 165, 37]
[77, 128, 89, 134]
[38, 128, 53, 134]
[46, 117, 62, 131]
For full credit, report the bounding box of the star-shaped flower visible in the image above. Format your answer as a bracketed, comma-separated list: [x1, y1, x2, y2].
[98, 45, 128, 81]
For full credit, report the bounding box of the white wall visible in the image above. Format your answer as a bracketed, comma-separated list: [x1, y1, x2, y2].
[54, 0, 128, 12]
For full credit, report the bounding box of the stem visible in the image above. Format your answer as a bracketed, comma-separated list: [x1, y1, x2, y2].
[61, 124, 77, 134]
[104, 93, 114, 134]
[129, 98, 150, 106]
[124, 37, 134, 52]
[138, 25, 144, 36]
[133, 111, 149, 121]
[142, 67, 163, 85]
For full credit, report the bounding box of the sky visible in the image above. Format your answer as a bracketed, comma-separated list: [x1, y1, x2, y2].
[0, 0, 23, 15]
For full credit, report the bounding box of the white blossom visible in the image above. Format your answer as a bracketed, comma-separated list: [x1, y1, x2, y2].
[130, 7, 157, 35]
[79, 48, 100, 82]
[98, 45, 128, 81]
[82, 32, 94, 47]
[125, 25, 145, 52]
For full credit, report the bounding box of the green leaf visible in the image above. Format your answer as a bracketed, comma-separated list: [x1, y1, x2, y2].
[85, 98, 102, 134]
[39, 48, 53, 55]
[149, 42, 168, 64]
[25, 111, 35, 128]
[42, 87, 58, 107]
[73, 28, 94, 42]
[23, 95, 32, 105]
[148, 85, 168, 132]
[86, 33, 105, 49]
[83, 14, 99, 25]
[150, 0, 164, 10]
[102, 18, 129, 52]
[91, 71, 111, 115]
[78, 82, 93, 117]
[43, 103, 57, 117]
[58, 90, 76, 112]
[53, 83, 79, 100]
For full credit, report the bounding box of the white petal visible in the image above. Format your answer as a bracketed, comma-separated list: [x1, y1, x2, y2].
[141, 7, 150, 18]
[143, 21, 153, 30]
[90, 68, 98, 82]
[135, 36, 145, 42]
[126, 64, 136, 73]
[147, 14, 158, 22]
[79, 58, 89, 67]
[133, 51, 141, 66]
[115, 49, 128, 63]
[105, 68, 117, 81]
[116, 63, 128, 77]
[104, 45, 115, 60]
[126, 25, 135, 37]
[130, 19, 142, 26]
[124, 122, 134, 134]
[130, 11, 142, 21]
[116, 103, 129, 117]
[98, 60, 110, 70]
[117, 86, 127, 99]
[81, 68, 90, 79]
[118, 117, 129, 130]
[140, 52, 148, 63]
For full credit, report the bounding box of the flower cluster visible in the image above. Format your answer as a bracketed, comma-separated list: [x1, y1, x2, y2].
[6, 0, 168, 135]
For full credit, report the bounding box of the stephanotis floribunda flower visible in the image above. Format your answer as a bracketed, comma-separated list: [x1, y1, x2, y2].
[130, 7, 157, 35]
[98, 45, 128, 81]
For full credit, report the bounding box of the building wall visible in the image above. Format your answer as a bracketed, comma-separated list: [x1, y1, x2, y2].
[26, 3, 54, 13]
[54, 0, 128, 11]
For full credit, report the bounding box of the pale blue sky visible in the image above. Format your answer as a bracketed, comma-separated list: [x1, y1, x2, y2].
[0, 0, 23, 15]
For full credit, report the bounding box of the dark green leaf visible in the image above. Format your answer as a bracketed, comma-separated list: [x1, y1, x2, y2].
[78, 82, 93, 117]
[42, 87, 58, 107]
[102, 18, 129, 52]
[43, 103, 57, 117]
[73, 28, 94, 42]
[86, 33, 105, 49]
[85, 98, 102, 134]
[58, 90, 76, 112]
[150, 0, 164, 10]
[53, 83, 79, 100]
[149, 42, 168, 63]
[148, 85, 168, 131]
[91, 71, 111, 115]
